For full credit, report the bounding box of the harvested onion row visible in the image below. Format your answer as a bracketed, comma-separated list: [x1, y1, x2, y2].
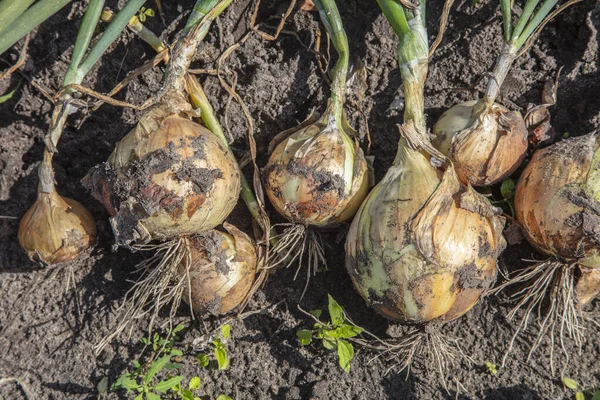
[264, 0, 368, 297]
[86, 0, 266, 352]
[345, 0, 506, 382]
[495, 132, 600, 371]
[18, 0, 149, 266]
[432, 0, 581, 187]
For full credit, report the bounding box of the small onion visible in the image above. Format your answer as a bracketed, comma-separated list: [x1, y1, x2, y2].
[83, 105, 241, 246]
[346, 123, 505, 323]
[180, 223, 257, 316]
[265, 115, 369, 226]
[18, 188, 96, 265]
[515, 132, 600, 272]
[433, 100, 528, 186]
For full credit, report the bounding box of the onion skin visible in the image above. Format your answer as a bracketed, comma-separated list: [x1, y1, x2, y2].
[515, 132, 600, 269]
[18, 189, 97, 265]
[180, 223, 257, 316]
[83, 106, 241, 246]
[346, 128, 505, 323]
[433, 100, 528, 187]
[265, 117, 369, 226]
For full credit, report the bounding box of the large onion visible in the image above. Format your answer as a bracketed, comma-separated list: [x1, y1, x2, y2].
[346, 123, 506, 323]
[18, 187, 96, 265]
[180, 223, 257, 316]
[433, 100, 528, 187]
[84, 105, 241, 247]
[265, 114, 369, 227]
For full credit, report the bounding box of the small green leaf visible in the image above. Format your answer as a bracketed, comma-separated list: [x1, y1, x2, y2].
[170, 349, 183, 356]
[189, 377, 201, 390]
[181, 390, 195, 400]
[327, 295, 345, 326]
[197, 353, 209, 367]
[215, 347, 229, 370]
[333, 324, 363, 339]
[591, 391, 600, 400]
[563, 132, 570, 138]
[309, 309, 322, 319]
[322, 338, 335, 350]
[134, 394, 143, 400]
[562, 377, 578, 390]
[0, 81, 20, 104]
[132, 360, 142, 369]
[172, 324, 185, 334]
[97, 376, 108, 394]
[500, 179, 515, 201]
[297, 329, 313, 346]
[221, 324, 231, 340]
[154, 376, 184, 393]
[337, 339, 354, 373]
[146, 392, 161, 400]
[145, 355, 171, 384]
[144, 8, 155, 17]
[575, 391, 585, 400]
[216, 396, 232, 400]
[111, 374, 139, 391]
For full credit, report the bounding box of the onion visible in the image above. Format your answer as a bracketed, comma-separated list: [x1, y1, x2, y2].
[515, 132, 600, 298]
[83, 106, 241, 247]
[433, 99, 528, 186]
[346, 123, 506, 323]
[265, 114, 368, 227]
[181, 223, 257, 316]
[18, 187, 96, 265]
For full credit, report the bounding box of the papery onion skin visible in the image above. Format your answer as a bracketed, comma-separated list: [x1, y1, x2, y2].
[433, 100, 528, 187]
[18, 189, 97, 265]
[515, 132, 600, 269]
[179, 223, 257, 316]
[265, 119, 369, 227]
[346, 134, 505, 323]
[83, 107, 241, 246]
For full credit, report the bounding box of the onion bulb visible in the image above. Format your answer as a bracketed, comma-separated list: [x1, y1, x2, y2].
[432, 100, 528, 187]
[18, 187, 96, 265]
[180, 223, 257, 316]
[346, 123, 506, 323]
[83, 104, 241, 247]
[265, 113, 369, 226]
[515, 132, 600, 303]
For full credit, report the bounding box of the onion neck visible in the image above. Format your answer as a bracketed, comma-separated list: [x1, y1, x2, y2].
[484, 43, 517, 108]
[397, 12, 429, 145]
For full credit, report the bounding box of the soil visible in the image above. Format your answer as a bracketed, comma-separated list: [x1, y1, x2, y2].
[1, 1, 599, 399]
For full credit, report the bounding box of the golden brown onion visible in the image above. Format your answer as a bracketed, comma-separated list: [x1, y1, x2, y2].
[180, 223, 257, 316]
[18, 188, 96, 265]
[515, 132, 600, 269]
[346, 123, 505, 323]
[265, 115, 368, 227]
[83, 106, 241, 246]
[433, 100, 528, 187]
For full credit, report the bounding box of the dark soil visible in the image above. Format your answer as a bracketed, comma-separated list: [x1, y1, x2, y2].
[1, 1, 599, 399]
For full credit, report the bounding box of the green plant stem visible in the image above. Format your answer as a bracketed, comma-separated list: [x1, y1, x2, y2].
[511, 0, 559, 50]
[379, 0, 429, 134]
[376, 0, 410, 37]
[186, 76, 274, 242]
[0, 0, 36, 36]
[313, 0, 349, 123]
[0, 0, 72, 56]
[77, 0, 147, 81]
[160, 0, 232, 106]
[129, 19, 166, 53]
[499, 0, 512, 42]
[63, 0, 105, 88]
[183, 0, 220, 35]
[510, 0, 540, 43]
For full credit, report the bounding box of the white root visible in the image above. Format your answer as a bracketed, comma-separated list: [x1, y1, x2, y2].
[95, 237, 198, 353]
[267, 223, 326, 299]
[495, 260, 584, 374]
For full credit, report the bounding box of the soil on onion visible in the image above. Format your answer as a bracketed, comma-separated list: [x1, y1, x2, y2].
[1, 1, 599, 399]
